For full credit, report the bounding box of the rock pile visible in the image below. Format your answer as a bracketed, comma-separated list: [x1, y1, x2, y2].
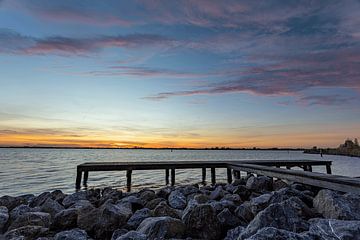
[0, 176, 360, 239]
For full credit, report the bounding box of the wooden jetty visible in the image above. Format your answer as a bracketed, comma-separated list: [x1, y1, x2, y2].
[72, 159, 360, 194]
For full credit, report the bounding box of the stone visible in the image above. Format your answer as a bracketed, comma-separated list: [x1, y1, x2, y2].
[62, 192, 87, 208]
[224, 226, 245, 240]
[271, 187, 314, 208]
[245, 227, 312, 240]
[68, 200, 93, 210]
[313, 189, 360, 220]
[239, 197, 312, 239]
[221, 194, 242, 205]
[209, 200, 236, 213]
[137, 216, 185, 239]
[153, 201, 181, 219]
[0, 206, 9, 233]
[273, 179, 289, 191]
[0, 196, 26, 211]
[180, 185, 200, 196]
[308, 218, 360, 240]
[117, 196, 144, 212]
[193, 194, 210, 204]
[50, 190, 67, 204]
[182, 203, 221, 240]
[111, 229, 128, 240]
[29, 192, 52, 208]
[249, 193, 273, 214]
[77, 207, 100, 233]
[232, 178, 246, 186]
[114, 230, 147, 240]
[4, 225, 49, 240]
[217, 208, 242, 228]
[54, 228, 88, 240]
[138, 189, 156, 202]
[168, 190, 187, 210]
[9, 204, 32, 223]
[40, 198, 65, 218]
[99, 188, 123, 206]
[209, 186, 225, 200]
[52, 208, 78, 230]
[144, 198, 165, 210]
[246, 176, 273, 193]
[127, 208, 153, 229]
[156, 186, 174, 199]
[9, 212, 51, 231]
[234, 202, 254, 224]
[233, 185, 252, 201]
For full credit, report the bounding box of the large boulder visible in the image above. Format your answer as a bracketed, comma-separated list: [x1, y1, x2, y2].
[224, 226, 245, 240]
[250, 193, 273, 214]
[8, 212, 51, 230]
[9, 204, 33, 223]
[29, 192, 52, 208]
[209, 186, 226, 200]
[239, 197, 313, 239]
[52, 208, 78, 230]
[153, 201, 181, 219]
[234, 202, 254, 224]
[313, 190, 360, 220]
[0, 196, 26, 211]
[308, 218, 360, 240]
[127, 208, 153, 229]
[217, 208, 242, 229]
[144, 198, 165, 210]
[182, 203, 221, 240]
[137, 216, 185, 239]
[114, 230, 147, 240]
[168, 190, 187, 210]
[245, 227, 312, 240]
[77, 207, 100, 233]
[246, 176, 273, 193]
[54, 228, 88, 240]
[50, 190, 67, 204]
[138, 189, 156, 202]
[62, 192, 87, 208]
[117, 196, 144, 212]
[4, 225, 49, 239]
[0, 206, 9, 233]
[40, 198, 65, 218]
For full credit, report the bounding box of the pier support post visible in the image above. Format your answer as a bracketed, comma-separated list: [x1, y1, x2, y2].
[202, 168, 206, 184]
[75, 169, 82, 190]
[227, 168, 232, 184]
[286, 166, 291, 170]
[326, 164, 332, 174]
[165, 169, 169, 185]
[308, 165, 312, 172]
[83, 171, 89, 186]
[126, 170, 132, 192]
[171, 168, 175, 186]
[234, 170, 240, 179]
[211, 168, 216, 185]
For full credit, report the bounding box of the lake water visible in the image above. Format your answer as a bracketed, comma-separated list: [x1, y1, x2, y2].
[0, 148, 359, 196]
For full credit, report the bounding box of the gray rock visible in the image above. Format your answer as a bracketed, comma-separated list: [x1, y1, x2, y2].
[9, 212, 51, 231]
[234, 202, 254, 224]
[144, 198, 165, 210]
[245, 227, 313, 240]
[29, 192, 52, 208]
[246, 176, 273, 192]
[239, 197, 312, 239]
[153, 201, 181, 219]
[182, 203, 221, 240]
[180, 185, 200, 196]
[137, 216, 185, 239]
[50, 190, 67, 204]
[0, 206, 9, 233]
[114, 230, 147, 240]
[62, 192, 87, 208]
[40, 198, 65, 218]
[156, 186, 174, 199]
[54, 228, 88, 240]
[217, 208, 242, 228]
[233, 185, 251, 201]
[4, 225, 49, 240]
[9, 205, 32, 223]
[138, 189, 156, 202]
[271, 187, 314, 208]
[250, 193, 273, 214]
[193, 194, 210, 204]
[111, 228, 128, 240]
[313, 189, 360, 220]
[0, 196, 26, 211]
[77, 207, 100, 233]
[68, 200, 93, 210]
[221, 194, 242, 205]
[308, 218, 360, 240]
[127, 208, 153, 229]
[273, 179, 289, 191]
[117, 196, 144, 212]
[209, 186, 226, 200]
[168, 190, 187, 210]
[52, 208, 78, 230]
[99, 188, 123, 206]
[224, 226, 245, 240]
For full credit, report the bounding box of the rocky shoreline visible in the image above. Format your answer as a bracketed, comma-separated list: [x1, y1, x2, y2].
[1, 175, 360, 240]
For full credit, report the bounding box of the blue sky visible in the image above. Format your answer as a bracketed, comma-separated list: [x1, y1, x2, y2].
[0, 0, 359, 148]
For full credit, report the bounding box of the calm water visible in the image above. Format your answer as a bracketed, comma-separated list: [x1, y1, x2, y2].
[0, 148, 359, 196]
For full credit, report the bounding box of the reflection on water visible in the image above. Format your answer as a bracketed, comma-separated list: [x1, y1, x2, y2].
[0, 148, 359, 196]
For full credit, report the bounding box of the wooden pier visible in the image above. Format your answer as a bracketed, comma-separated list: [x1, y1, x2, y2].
[72, 159, 360, 194]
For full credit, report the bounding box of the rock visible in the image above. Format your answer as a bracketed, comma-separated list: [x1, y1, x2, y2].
[68, 200, 93, 210]
[4, 225, 49, 239]
[117, 196, 144, 212]
[138, 189, 156, 202]
[193, 194, 210, 204]
[50, 190, 67, 204]
[137, 216, 185, 239]
[246, 176, 273, 192]
[168, 190, 187, 210]
[232, 178, 246, 186]
[239, 197, 312, 239]
[52, 208, 78, 230]
[245, 227, 312, 240]
[9, 204, 32, 223]
[99, 188, 123, 206]
[221, 194, 242, 205]
[40, 198, 65, 218]
[234, 202, 254, 224]
[114, 230, 147, 240]
[54, 228, 88, 240]
[273, 179, 289, 191]
[0, 196, 26, 211]
[62, 192, 87, 208]
[0, 206, 9, 233]
[153, 201, 181, 219]
[308, 218, 360, 240]
[209, 186, 225, 200]
[156, 186, 174, 199]
[233, 185, 251, 201]
[182, 203, 221, 240]
[144, 198, 165, 210]
[9, 212, 51, 231]
[77, 207, 100, 233]
[217, 208, 242, 228]
[127, 208, 153, 229]
[209, 200, 236, 213]
[224, 226, 245, 240]
[111, 228, 128, 240]
[313, 189, 360, 220]
[270, 187, 314, 208]
[180, 185, 200, 196]
[29, 192, 52, 208]
[250, 193, 273, 214]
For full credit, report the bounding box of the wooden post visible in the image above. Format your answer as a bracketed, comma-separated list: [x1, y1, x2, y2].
[308, 165, 313, 172]
[234, 170, 240, 179]
[171, 168, 175, 186]
[227, 168, 232, 184]
[165, 169, 169, 185]
[202, 167, 206, 184]
[286, 166, 291, 170]
[326, 164, 332, 174]
[126, 170, 132, 192]
[83, 171, 89, 186]
[75, 169, 82, 190]
[211, 167, 216, 185]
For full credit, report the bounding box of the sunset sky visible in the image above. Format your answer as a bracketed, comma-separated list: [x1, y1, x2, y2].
[0, 0, 359, 148]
